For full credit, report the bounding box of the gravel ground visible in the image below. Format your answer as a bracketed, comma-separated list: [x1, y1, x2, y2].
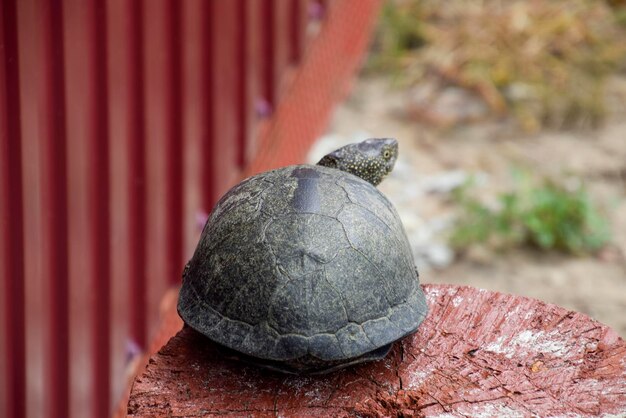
[311, 76, 626, 337]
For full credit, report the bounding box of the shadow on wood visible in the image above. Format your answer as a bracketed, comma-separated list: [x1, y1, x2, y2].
[127, 284, 626, 416]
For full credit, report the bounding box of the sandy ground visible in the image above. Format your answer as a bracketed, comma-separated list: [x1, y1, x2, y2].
[317, 76, 626, 337]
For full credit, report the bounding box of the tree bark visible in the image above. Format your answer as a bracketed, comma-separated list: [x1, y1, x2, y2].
[128, 284, 626, 417]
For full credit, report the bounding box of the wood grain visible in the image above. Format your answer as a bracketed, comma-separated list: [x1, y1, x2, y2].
[127, 284, 626, 417]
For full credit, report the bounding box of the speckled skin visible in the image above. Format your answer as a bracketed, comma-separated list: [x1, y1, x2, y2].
[178, 139, 428, 374]
[317, 138, 398, 186]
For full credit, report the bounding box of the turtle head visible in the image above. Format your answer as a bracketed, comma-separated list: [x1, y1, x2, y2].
[317, 138, 398, 186]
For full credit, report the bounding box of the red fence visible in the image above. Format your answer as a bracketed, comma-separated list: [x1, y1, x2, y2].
[0, 0, 381, 417]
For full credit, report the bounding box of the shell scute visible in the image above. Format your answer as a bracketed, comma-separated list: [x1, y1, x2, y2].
[178, 165, 428, 372]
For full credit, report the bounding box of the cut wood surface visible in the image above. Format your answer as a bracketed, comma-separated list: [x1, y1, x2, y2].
[127, 284, 626, 417]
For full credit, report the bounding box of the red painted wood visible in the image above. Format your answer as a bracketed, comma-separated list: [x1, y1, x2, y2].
[0, 1, 26, 417]
[126, 285, 626, 417]
[40, 1, 71, 417]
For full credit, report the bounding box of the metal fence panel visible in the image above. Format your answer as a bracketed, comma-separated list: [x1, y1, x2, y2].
[0, 1, 380, 416]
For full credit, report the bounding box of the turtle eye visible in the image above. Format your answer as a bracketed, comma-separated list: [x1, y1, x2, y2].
[383, 150, 391, 159]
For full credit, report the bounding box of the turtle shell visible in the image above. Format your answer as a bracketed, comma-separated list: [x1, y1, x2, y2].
[178, 165, 428, 373]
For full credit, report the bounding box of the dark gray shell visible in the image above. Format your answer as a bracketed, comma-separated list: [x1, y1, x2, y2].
[178, 165, 428, 369]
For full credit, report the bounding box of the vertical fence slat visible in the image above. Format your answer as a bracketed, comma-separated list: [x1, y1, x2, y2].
[165, 0, 184, 285]
[206, 1, 241, 202]
[64, 0, 94, 413]
[144, 0, 171, 340]
[40, 1, 70, 416]
[290, 0, 310, 64]
[244, 0, 259, 165]
[261, 0, 276, 107]
[199, 0, 247, 209]
[200, 0, 215, 211]
[245, 0, 382, 174]
[128, 0, 148, 350]
[181, 0, 204, 258]
[236, 0, 247, 169]
[0, 0, 26, 416]
[63, 0, 114, 412]
[272, 0, 291, 100]
[106, 0, 133, 408]
[260, 0, 293, 108]
[17, 1, 45, 416]
[244, 0, 266, 165]
[289, 0, 302, 64]
[3, 0, 341, 415]
[89, 0, 111, 416]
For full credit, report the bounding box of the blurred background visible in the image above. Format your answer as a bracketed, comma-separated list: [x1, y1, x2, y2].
[313, 0, 626, 337]
[315, 0, 626, 338]
[1, 0, 625, 417]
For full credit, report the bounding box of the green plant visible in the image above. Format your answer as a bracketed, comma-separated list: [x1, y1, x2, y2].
[367, 1, 428, 73]
[450, 173, 610, 254]
[369, 0, 626, 130]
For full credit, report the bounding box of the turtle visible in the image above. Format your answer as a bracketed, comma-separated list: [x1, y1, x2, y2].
[178, 138, 429, 374]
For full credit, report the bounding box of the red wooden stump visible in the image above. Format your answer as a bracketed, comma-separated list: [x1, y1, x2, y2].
[127, 284, 626, 417]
